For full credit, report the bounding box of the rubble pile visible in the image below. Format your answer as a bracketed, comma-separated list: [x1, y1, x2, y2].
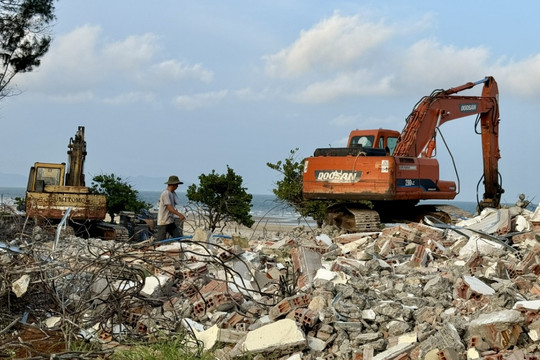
[1, 200, 540, 359]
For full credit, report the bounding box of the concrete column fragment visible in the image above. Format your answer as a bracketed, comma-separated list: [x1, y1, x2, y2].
[291, 246, 322, 290]
[467, 309, 524, 350]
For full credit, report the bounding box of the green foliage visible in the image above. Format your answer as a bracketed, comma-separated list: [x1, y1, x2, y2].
[267, 148, 329, 227]
[186, 166, 254, 232]
[110, 333, 215, 360]
[90, 173, 150, 223]
[0, 0, 56, 99]
[13, 196, 25, 211]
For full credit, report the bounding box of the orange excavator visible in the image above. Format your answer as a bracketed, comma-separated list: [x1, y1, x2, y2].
[302, 76, 504, 231]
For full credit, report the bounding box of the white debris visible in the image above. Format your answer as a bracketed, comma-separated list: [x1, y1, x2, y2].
[241, 319, 306, 353]
[12, 274, 30, 298]
[463, 275, 495, 295]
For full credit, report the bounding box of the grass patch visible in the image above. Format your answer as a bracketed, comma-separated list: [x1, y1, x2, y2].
[110, 334, 215, 360]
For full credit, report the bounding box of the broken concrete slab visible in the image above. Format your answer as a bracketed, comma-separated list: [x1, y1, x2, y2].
[372, 342, 415, 360]
[140, 274, 171, 297]
[458, 235, 506, 258]
[467, 309, 524, 350]
[238, 318, 306, 354]
[457, 208, 511, 235]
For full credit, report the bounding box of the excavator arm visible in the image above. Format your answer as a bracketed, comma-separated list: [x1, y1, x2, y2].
[65, 126, 87, 187]
[393, 76, 503, 209]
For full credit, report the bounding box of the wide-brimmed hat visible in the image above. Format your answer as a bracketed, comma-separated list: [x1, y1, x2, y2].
[165, 175, 183, 185]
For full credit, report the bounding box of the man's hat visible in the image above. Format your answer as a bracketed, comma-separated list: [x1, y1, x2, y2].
[165, 175, 183, 185]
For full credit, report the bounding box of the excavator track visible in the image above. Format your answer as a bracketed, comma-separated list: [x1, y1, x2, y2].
[96, 222, 130, 241]
[347, 208, 381, 232]
[326, 204, 381, 232]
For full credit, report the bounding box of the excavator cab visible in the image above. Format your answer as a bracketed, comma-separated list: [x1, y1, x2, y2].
[27, 163, 66, 192]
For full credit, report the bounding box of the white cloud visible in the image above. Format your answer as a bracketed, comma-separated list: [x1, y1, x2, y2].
[172, 90, 228, 110]
[48, 91, 95, 103]
[293, 72, 394, 103]
[102, 33, 160, 70]
[151, 60, 214, 83]
[264, 12, 394, 78]
[14, 25, 214, 99]
[16, 25, 104, 89]
[329, 114, 361, 127]
[399, 39, 491, 86]
[102, 92, 157, 105]
[493, 54, 540, 96]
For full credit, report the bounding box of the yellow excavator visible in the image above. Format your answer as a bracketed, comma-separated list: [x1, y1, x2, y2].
[25, 126, 130, 240]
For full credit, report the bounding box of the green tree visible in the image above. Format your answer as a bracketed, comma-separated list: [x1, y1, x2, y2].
[267, 149, 329, 227]
[90, 173, 150, 223]
[187, 166, 254, 232]
[0, 0, 56, 99]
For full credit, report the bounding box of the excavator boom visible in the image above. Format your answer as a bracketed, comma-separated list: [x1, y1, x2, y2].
[393, 76, 502, 208]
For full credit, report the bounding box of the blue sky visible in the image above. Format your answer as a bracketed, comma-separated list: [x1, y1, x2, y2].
[0, 1, 538, 204]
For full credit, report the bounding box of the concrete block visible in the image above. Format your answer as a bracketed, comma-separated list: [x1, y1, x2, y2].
[458, 236, 505, 259]
[466, 347, 480, 360]
[463, 208, 511, 235]
[513, 300, 540, 311]
[316, 233, 332, 246]
[269, 294, 312, 321]
[192, 227, 210, 241]
[140, 274, 170, 297]
[45, 316, 61, 328]
[397, 332, 417, 344]
[241, 318, 307, 354]
[437, 348, 459, 360]
[420, 322, 465, 355]
[177, 261, 208, 280]
[513, 300, 540, 323]
[307, 335, 327, 351]
[526, 319, 540, 341]
[462, 275, 495, 296]
[467, 309, 524, 350]
[409, 245, 427, 267]
[514, 215, 531, 232]
[308, 295, 327, 313]
[362, 309, 377, 321]
[12, 274, 30, 297]
[284, 353, 303, 360]
[193, 324, 220, 351]
[314, 268, 338, 282]
[372, 343, 415, 360]
[531, 203, 540, 225]
[291, 246, 322, 290]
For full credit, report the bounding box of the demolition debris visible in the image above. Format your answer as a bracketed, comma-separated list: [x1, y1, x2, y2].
[1, 198, 540, 359]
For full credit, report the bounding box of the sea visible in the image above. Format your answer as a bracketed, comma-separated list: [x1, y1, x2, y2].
[0, 186, 310, 226]
[1, 186, 536, 225]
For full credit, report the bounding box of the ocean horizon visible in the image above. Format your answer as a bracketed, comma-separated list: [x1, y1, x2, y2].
[1, 186, 536, 225]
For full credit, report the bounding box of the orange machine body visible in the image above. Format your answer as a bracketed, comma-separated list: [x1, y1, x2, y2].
[303, 76, 503, 211]
[303, 129, 457, 202]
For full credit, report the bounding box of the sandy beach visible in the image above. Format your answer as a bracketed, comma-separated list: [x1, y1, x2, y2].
[180, 214, 316, 240]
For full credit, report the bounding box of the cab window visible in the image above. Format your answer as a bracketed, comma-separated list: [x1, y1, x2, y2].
[387, 137, 398, 155]
[350, 135, 374, 147]
[36, 167, 62, 186]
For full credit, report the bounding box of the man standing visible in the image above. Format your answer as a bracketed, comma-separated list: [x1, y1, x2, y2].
[156, 175, 187, 241]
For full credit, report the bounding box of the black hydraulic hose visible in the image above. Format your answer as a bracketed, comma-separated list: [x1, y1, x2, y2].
[435, 127, 460, 196]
